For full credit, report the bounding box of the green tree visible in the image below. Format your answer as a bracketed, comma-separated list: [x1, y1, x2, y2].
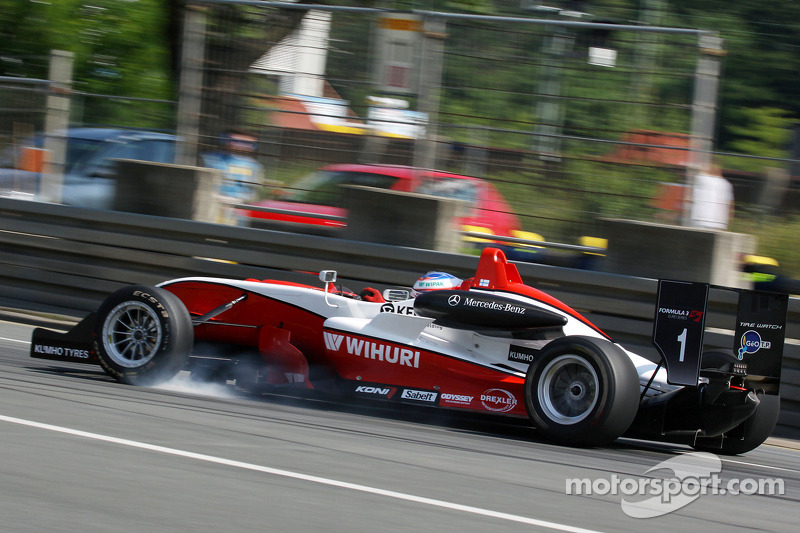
[665, 0, 800, 160]
[0, 0, 173, 127]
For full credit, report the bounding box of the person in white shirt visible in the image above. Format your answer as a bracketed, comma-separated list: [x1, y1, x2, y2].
[689, 165, 734, 230]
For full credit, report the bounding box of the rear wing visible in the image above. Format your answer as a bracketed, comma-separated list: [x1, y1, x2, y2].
[652, 280, 787, 393]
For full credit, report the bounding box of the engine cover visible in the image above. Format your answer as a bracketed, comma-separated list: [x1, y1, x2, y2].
[414, 290, 567, 329]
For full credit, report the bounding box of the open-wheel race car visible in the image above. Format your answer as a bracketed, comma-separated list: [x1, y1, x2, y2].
[30, 247, 788, 454]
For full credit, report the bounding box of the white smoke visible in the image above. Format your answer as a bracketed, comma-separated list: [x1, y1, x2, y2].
[154, 370, 237, 399]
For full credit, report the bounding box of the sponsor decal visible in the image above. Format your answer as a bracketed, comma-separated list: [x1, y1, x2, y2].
[658, 307, 704, 323]
[448, 296, 527, 315]
[440, 393, 474, 406]
[738, 321, 783, 330]
[32, 344, 91, 359]
[400, 389, 438, 402]
[324, 331, 344, 351]
[508, 344, 537, 364]
[354, 385, 396, 398]
[380, 303, 416, 316]
[324, 332, 420, 368]
[481, 388, 517, 413]
[133, 290, 169, 318]
[738, 330, 772, 360]
[445, 292, 527, 315]
[416, 280, 447, 289]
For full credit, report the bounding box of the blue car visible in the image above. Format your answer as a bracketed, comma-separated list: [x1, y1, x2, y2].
[0, 128, 176, 208]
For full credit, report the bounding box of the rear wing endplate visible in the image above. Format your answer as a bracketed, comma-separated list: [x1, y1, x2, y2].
[652, 280, 788, 392]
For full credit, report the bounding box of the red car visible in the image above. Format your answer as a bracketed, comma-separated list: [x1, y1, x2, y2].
[244, 164, 521, 237]
[29, 247, 786, 452]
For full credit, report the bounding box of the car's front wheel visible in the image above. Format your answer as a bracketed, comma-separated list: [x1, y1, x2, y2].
[94, 285, 193, 386]
[525, 336, 640, 446]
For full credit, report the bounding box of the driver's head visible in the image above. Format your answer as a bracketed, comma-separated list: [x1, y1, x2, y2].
[412, 271, 463, 296]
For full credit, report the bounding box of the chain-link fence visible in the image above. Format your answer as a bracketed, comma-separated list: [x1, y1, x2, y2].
[3, 2, 798, 252]
[0, 75, 49, 148]
[176, 2, 719, 242]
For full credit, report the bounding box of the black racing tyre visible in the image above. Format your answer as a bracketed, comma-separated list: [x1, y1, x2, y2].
[694, 393, 781, 455]
[94, 285, 193, 386]
[524, 336, 640, 447]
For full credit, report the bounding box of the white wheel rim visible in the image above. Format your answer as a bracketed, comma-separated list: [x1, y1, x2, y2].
[537, 354, 599, 425]
[102, 301, 163, 368]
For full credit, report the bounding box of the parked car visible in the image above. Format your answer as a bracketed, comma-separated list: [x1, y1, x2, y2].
[0, 128, 176, 208]
[244, 164, 521, 238]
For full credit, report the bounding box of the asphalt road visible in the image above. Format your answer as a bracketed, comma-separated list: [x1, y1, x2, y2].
[1, 319, 798, 532]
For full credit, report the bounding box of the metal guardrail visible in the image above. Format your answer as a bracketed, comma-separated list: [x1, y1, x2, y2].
[1, 196, 798, 435]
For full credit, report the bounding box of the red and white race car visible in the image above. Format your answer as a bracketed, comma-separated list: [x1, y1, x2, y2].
[30, 247, 787, 454]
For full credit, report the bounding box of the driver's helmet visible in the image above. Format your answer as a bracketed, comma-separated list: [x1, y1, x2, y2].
[412, 271, 463, 296]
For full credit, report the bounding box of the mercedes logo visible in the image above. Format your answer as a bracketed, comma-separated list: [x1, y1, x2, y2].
[448, 294, 461, 306]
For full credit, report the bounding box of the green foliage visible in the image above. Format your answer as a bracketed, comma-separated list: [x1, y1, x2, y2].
[726, 107, 793, 167]
[731, 213, 800, 278]
[485, 157, 677, 241]
[0, 0, 173, 128]
[444, 0, 496, 15]
[2, 0, 800, 270]
[664, 0, 800, 156]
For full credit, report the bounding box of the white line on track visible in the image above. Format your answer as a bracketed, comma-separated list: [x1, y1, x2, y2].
[0, 413, 602, 533]
[723, 458, 800, 474]
[0, 336, 29, 344]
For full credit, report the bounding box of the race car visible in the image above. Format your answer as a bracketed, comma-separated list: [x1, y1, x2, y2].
[29, 247, 787, 454]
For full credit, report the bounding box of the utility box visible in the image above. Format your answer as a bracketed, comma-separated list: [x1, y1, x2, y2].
[601, 218, 755, 288]
[342, 185, 466, 252]
[113, 159, 221, 222]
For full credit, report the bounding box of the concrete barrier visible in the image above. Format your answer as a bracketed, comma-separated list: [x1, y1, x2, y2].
[342, 185, 467, 252]
[601, 218, 755, 288]
[113, 159, 221, 222]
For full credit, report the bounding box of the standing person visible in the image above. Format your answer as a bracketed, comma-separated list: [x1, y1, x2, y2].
[688, 164, 734, 230]
[202, 129, 264, 225]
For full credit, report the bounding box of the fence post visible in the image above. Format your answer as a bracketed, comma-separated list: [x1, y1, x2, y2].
[413, 14, 446, 171]
[684, 33, 724, 223]
[176, 3, 207, 167]
[40, 50, 73, 203]
[534, 26, 573, 162]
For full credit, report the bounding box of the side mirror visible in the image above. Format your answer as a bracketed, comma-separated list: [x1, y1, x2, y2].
[320, 270, 338, 308]
[319, 270, 337, 284]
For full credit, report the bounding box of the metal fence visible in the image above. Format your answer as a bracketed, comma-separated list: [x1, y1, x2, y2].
[0, 76, 49, 150]
[176, 1, 719, 243]
[1, 3, 799, 247]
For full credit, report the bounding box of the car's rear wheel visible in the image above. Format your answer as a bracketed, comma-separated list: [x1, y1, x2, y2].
[525, 336, 639, 446]
[95, 285, 193, 386]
